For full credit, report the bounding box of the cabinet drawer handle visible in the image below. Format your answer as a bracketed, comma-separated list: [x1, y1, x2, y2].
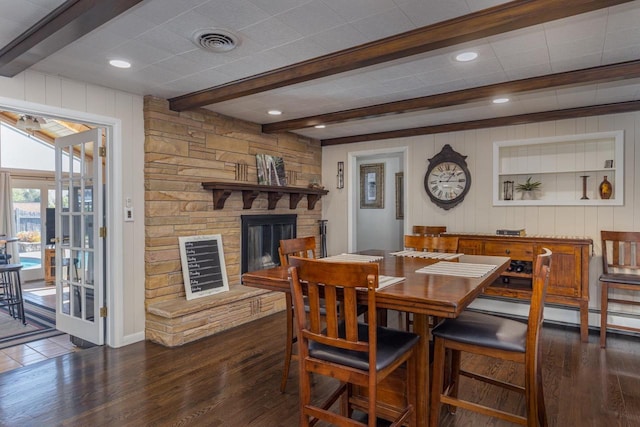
[505, 249, 511, 254]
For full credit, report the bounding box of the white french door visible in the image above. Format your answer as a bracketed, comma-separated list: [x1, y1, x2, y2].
[54, 128, 105, 345]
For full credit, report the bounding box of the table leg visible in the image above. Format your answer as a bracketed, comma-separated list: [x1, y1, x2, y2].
[580, 300, 589, 343]
[412, 313, 429, 427]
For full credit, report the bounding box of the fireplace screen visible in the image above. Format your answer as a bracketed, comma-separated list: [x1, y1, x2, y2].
[241, 214, 297, 273]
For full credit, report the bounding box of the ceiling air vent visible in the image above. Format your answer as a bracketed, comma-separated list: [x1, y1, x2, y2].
[192, 29, 239, 53]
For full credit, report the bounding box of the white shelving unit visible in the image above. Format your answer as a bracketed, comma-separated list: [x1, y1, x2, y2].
[493, 131, 624, 206]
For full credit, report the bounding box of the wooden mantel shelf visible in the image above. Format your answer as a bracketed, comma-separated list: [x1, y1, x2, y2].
[202, 182, 329, 210]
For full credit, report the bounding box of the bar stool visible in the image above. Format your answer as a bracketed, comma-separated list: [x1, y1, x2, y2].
[0, 236, 18, 264]
[0, 264, 25, 324]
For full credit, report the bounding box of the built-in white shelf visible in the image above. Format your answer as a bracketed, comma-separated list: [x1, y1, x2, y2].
[493, 131, 624, 206]
[497, 168, 616, 176]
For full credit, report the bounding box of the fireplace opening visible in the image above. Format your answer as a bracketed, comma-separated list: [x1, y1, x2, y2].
[241, 214, 297, 273]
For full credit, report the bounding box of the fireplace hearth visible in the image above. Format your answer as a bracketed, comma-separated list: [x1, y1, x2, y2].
[241, 214, 297, 274]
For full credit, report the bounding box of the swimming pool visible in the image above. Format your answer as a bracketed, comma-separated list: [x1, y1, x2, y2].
[19, 256, 41, 269]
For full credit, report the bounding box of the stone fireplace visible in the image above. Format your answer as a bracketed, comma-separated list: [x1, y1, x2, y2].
[241, 214, 297, 273]
[144, 96, 323, 347]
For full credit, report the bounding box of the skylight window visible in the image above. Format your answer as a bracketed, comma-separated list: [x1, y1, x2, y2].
[0, 123, 79, 172]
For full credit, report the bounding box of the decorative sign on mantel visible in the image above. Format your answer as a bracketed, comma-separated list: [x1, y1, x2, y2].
[179, 234, 229, 300]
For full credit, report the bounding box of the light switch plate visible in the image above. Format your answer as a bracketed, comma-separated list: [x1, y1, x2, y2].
[124, 207, 134, 222]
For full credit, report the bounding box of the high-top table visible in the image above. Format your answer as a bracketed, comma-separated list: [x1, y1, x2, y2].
[242, 250, 510, 427]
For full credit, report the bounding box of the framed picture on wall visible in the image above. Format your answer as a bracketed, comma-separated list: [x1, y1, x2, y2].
[360, 163, 384, 209]
[256, 154, 287, 186]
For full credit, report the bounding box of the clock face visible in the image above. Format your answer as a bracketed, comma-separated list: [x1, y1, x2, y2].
[426, 161, 468, 201]
[423, 144, 472, 210]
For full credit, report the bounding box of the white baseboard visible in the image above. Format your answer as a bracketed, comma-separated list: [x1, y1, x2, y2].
[470, 297, 640, 333]
[117, 331, 145, 348]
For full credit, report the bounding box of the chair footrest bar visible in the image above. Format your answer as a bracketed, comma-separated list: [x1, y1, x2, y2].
[459, 369, 525, 394]
[605, 323, 640, 334]
[608, 297, 640, 307]
[440, 395, 527, 425]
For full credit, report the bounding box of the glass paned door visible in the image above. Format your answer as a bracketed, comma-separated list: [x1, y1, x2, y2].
[55, 129, 104, 345]
[9, 184, 56, 282]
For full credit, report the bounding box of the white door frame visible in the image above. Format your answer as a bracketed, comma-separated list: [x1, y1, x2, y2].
[0, 96, 124, 348]
[347, 146, 409, 253]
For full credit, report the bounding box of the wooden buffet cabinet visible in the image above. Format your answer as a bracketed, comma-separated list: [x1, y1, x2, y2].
[44, 247, 55, 284]
[447, 233, 593, 342]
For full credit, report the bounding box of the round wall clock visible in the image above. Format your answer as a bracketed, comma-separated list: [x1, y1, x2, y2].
[423, 144, 471, 210]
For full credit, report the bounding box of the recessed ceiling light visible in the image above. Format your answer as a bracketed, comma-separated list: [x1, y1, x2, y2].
[314, 124, 326, 129]
[493, 97, 510, 104]
[109, 59, 131, 69]
[455, 51, 478, 62]
[267, 110, 282, 116]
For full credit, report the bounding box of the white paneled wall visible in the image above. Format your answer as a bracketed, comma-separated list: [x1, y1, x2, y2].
[0, 70, 145, 347]
[322, 112, 640, 328]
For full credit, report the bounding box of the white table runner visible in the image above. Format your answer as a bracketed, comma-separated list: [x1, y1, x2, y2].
[378, 275, 405, 289]
[321, 253, 384, 263]
[390, 250, 463, 260]
[416, 261, 497, 278]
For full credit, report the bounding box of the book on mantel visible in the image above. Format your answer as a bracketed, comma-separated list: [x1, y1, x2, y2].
[496, 228, 526, 236]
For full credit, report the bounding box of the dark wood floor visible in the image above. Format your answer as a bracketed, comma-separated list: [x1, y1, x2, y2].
[0, 310, 639, 426]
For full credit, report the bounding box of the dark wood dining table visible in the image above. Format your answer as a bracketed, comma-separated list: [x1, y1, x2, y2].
[241, 249, 510, 427]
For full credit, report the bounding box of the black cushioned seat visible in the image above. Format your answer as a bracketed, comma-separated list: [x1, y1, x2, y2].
[310, 322, 419, 371]
[431, 311, 527, 353]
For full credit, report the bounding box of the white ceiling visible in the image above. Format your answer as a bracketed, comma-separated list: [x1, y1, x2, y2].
[3, 0, 640, 141]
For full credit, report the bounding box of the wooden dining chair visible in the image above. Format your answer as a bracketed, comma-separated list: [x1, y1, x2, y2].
[429, 248, 552, 427]
[599, 231, 640, 348]
[412, 225, 447, 236]
[278, 236, 317, 393]
[288, 256, 419, 427]
[404, 235, 459, 253]
[403, 234, 459, 330]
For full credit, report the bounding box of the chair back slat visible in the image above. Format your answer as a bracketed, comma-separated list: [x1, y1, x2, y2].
[404, 235, 459, 253]
[343, 287, 361, 342]
[288, 256, 377, 354]
[306, 283, 323, 334]
[323, 285, 339, 337]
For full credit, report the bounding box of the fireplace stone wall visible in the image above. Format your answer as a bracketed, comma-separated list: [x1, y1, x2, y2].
[144, 96, 323, 346]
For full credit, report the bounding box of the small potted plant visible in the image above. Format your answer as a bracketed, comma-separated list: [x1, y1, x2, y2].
[516, 177, 541, 200]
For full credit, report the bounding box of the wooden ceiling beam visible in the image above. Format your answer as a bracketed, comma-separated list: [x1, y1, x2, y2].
[0, 0, 144, 77]
[169, 0, 632, 111]
[263, 60, 640, 133]
[320, 101, 640, 146]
